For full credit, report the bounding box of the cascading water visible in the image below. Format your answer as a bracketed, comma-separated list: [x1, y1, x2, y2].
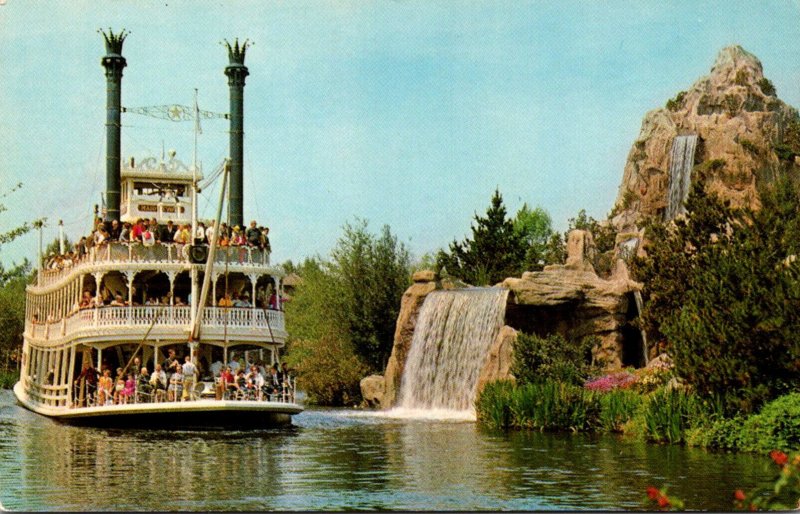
[397, 287, 509, 415]
[665, 134, 698, 221]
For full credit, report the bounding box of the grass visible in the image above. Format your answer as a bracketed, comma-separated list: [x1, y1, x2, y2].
[0, 369, 19, 389]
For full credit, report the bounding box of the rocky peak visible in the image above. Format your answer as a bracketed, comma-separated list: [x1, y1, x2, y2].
[612, 45, 798, 233]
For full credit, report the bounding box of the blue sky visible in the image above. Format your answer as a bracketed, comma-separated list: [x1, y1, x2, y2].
[2, 1, 800, 267]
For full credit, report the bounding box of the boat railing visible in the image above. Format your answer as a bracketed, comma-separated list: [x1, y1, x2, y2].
[27, 305, 286, 341]
[38, 242, 272, 286]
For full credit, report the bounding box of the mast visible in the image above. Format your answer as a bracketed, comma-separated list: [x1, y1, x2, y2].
[191, 160, 230, 342]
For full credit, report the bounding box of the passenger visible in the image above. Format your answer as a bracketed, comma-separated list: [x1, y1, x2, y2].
[218, 293, 233, 308]
[141, 225, 156, 247]
[268, 364, 281, 398]
[194, 222, 207, 244]
[168, 364, 183, 402]
[239, 293, 252, 308]
[150, 364, 167, 402]
[131, 218, 145, 242]
[148, 218, 160, 242]
[245, 220, 261, 247]
[79, 290, 93, 310]
[137, 367, 152, 402]
[205, 220, 216, 245]
[97, 369, 113, 406]
[210, 359, 223, 377]
[217, 366, 235, 399]
[230, 226, 244, 246]
[260, 226, 271, 254]
[231, 292, 245, 308]
[160, 220, 177, 243]
[110, 294, 126, 307]
[118, 373, 135, 404]
[75, 237, 87, 259]
[246, 365, 263, 400]
[181, 355, 198, 401]
[162, 348, 179, 385]
[119, 222, 131, 243]
[113, 367, 126, 404]
[109, 219, 121, 241]
[73, 362, 98, 407]
[174, 296, 186, 306]
[235, 369, 247, 396]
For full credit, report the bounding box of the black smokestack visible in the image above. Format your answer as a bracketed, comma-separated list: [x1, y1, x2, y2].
[100, 28, 128, 222]
[223, 38, 250, 229]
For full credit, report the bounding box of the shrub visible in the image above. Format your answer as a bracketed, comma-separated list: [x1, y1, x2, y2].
[598, 389, 643, 432]
[508, 380, 599, 432]
[758, 77, 776, 97]
[641, 387, 706, 444]
[734, 69, 749, 86]
[475, 380, 515, 429]
[740, 393, 800, 453]
[585, 370, 637, 392]
[512, 333, 595, 386]
[738, 138, 760, 155]
[286, 335, 369, 406]
[666, 91, 687, 112]
[0, 369, 18, 389]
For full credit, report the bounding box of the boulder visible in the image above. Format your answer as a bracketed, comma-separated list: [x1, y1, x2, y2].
[382, 271, 438, 408]
[476, 325, 517, 395]
[360, 375, 385, 408]
[613, 45, 799, 231]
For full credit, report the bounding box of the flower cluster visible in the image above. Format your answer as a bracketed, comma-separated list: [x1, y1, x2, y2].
[645, 486, 684, 510]
[584, 371, 637, 392]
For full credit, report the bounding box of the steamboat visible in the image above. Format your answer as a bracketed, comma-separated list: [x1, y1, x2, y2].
[13, 30, 303, 427]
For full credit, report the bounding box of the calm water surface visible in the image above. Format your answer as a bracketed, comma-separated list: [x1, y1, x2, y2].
[0, 391, 777, 511]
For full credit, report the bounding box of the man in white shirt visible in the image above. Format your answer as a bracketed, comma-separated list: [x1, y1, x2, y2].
[181, 354, 198, 401]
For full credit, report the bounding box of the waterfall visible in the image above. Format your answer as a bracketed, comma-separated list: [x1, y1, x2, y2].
[632, 291, 649, 365]
[397, 287, 509, 414]
[665, 134, 698, 221]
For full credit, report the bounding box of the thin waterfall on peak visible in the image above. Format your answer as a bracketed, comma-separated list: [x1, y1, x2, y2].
[397, 287, 509, 413]
[665, 134, 698, 221]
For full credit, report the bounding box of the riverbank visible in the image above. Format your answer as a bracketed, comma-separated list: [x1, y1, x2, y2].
[476, 379, 800, 455]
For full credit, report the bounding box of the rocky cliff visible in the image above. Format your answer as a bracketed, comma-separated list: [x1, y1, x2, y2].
[613, 45, 799, 230]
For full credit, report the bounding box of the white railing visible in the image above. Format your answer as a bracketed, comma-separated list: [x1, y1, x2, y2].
[26, 306, 285, 341]
[37, 242, 272, 287]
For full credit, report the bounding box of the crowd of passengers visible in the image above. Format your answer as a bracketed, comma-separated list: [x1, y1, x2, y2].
[44, 216, 271, 271]
[71, 349, 295, 407]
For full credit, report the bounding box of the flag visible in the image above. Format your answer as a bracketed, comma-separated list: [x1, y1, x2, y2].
[194, 89, 203, 135]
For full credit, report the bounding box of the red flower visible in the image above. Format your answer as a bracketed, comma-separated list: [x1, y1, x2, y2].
[770, 450, 788, 466]
[647, 486, 660, 500]
[657, 496, 670, 508]
[734, 489, 746, 501]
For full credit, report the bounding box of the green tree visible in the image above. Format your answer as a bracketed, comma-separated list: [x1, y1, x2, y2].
[0, 261, 33, 370]
[513, 203, 555, 271]
[632, 177, 800, 414]
[436, 189, 525, 285]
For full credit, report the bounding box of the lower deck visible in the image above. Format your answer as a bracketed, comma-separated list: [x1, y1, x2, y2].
[14, 381, 302, 428]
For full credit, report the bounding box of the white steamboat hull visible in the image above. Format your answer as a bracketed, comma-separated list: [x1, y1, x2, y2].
[14, 381, 303, 428]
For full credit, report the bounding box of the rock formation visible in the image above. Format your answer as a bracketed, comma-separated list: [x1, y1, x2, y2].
[614, 45, 799, 231]
[501, 230, 643, 370]
[381, 270, 438, 408]
[476, 325, 517, 393]
[359, 375, 385, 408]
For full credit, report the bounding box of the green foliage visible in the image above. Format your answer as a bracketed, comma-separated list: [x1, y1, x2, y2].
[734, 69, 749, 86]
[475, 379, 515, 429]
[285, 335, 369, 406]
[739, 138, 760, 155]
[332, 220, 411, 371]
[0, 261, 33, 367]
[507, 381, 599, 432]
[0, 370, 18, 389]
[740, 393, 800, 453]
[283, 220, 411, 405]
[774, 115, 800, 162]
[693, 158, 726, 182]
[723, 93, 741, 116]
[758, 77, 776, 96]
[631, 177, 800, 415]
[598, 389, 643, 432]
[513, 203, 555, 271]
[666, 91, 686, 112]
[640, 387, 707, 444]
[436, 189, 526, 285]
[511, 333, 595, 386]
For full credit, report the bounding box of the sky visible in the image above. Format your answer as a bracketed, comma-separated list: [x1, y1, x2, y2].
[2, 1, 800, 267]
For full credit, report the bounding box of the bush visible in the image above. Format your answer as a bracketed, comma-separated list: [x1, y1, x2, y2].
[475, 380, 515, 429]
[508, 381, 599, 432]
[0, 369, 18, 389]
[512, 333, 595, 386]
[598, 389, 643, 432]
[758, 77, 776, 97]
[666, 91, 687, 112]
[286, 335, 369, 406]
[641, 387, 706, 444]
[741, 393, 800, 453]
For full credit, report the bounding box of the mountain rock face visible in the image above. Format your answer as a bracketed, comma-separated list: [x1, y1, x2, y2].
[614, 45, 799, 229]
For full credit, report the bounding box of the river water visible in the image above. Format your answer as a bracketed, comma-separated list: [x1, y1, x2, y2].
[0, 391, 777, 511]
